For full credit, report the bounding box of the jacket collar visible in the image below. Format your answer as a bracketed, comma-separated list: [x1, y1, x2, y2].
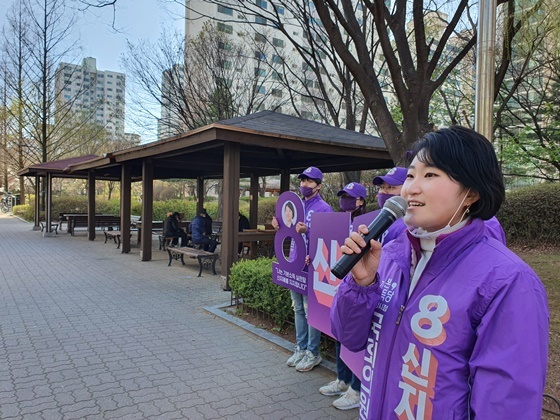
[405, 218, 486, 279]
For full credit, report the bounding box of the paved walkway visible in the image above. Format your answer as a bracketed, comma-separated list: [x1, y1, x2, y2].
[0, 214, 356, 419]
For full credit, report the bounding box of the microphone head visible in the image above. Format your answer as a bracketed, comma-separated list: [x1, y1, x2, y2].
[383, 196, 407, 219]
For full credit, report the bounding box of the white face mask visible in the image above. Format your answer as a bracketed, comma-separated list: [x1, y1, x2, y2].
[408, 189, 471, 240]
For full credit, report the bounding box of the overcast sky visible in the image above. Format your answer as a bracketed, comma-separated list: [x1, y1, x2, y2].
[0, 0, 185, 141]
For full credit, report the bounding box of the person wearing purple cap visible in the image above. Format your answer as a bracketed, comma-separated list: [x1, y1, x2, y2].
[318, 182, 367, 410]
[372, 166, 408, 209]
[371, 167, 408, 245]
[331, 127, 548, 418]
[274, 166, 334, 372]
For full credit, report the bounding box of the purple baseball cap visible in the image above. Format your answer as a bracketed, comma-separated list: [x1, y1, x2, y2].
[298, 166, 323, 182]
[337, 182, 367, 199]
[372, 167, 407, 186]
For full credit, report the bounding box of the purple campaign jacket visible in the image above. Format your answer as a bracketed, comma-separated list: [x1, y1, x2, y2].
[302, 193, 333, 246]
[331, 218, 548, 419]
[485, 216, 506, 244]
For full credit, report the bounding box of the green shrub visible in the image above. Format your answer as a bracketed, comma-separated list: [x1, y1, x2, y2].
[497, 182, 560, 246]
[257, 197, 278, 224]
[229, 257, 293, 326]
[12, 204, 33, 219]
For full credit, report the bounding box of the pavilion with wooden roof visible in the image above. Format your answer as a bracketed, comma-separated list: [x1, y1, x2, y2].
[20, 111, 394, 288]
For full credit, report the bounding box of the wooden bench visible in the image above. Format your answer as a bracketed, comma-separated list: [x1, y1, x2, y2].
[167, 247, 219, 277]
[158, 235, 180, 251]
[70, 216, 121, 235]
[103, 230, 132, 249]
[40, 222, 59, 234]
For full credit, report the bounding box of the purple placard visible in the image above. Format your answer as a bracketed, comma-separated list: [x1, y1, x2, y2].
[272, 192, 308, 294]
[306, 212, 350, 337]
[307, 211, 383, 382]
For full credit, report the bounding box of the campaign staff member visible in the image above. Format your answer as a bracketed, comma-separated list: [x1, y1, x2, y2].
[273, 166, 333, 372]
[331, 126, 549, 419]
[372, 167, 407, 244]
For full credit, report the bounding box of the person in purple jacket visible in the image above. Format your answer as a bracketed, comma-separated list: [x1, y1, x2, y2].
[273, 166, 334, 372]
[331, 126, 549, 419]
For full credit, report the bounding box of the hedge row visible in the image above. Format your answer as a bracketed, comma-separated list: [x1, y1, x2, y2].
[497, 182, 560, 246]
[228, 257, 293, 326]
[12, 196, 261, 224]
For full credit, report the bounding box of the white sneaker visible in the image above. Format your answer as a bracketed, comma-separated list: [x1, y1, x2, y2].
[286, 347, 306, 367]
[333, 387, 360, 410]
[319, 379, 349, 396]
[295, 350, 322, 372]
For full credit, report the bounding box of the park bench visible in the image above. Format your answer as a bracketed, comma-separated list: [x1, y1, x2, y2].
[70, 215, 121, 235]
[158, 234, 186, 251]
[103, 230, 133, 249]
[40, 221, 59, 234]
[166, 246, 219, 277]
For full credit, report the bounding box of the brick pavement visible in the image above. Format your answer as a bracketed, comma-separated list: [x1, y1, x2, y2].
[0, 214, 357, 419]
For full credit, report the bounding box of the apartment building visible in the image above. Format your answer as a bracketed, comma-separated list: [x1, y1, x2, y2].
[55, 57, 126, 140]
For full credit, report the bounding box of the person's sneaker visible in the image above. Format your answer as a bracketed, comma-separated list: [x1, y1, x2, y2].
[332, 387, 360, 410]
[319, 379, 349, 396]
[286, 348, 306, 367]
[295, 350, 322, 372]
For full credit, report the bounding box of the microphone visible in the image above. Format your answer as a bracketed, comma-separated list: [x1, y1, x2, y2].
[330, 196, 407, 279]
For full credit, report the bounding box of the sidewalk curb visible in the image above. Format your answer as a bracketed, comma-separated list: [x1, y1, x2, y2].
[204, 302, 337, 374]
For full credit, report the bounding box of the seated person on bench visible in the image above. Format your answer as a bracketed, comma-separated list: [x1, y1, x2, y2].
[189, 209, 218, 253]
[164, 212, 188, 247]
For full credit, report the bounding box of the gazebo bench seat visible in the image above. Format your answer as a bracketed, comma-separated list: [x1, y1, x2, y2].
[166, 247, 218, 277]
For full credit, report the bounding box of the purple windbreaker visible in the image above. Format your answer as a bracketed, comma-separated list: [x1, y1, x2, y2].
[302, 193, 333, 247]
[331, 218, 549, 419]
[485, 216, 507, 244]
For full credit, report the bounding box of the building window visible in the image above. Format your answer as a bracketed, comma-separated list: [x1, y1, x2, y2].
[272, 38, 285, 48]
[271, 88, 283, 97]
[217, 22, 233, 34]
[277, 6, 285, 14]
[254, 68, 266, 77]
[256, 0, 267, 8]
[254, 51, 266, 61]
[255, 16, 267, 24]
[272, 55, 284, 64]
[217, 5, 233, 15]
[255, 33, 266, 43]
[255, 85, 266, 94]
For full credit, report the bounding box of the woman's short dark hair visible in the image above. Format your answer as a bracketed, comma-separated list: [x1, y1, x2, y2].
[407, 126, 505, 220]
[285, 201, 295, 213]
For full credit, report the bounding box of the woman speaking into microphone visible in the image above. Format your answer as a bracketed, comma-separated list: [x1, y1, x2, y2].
[330, 126, 549, 419]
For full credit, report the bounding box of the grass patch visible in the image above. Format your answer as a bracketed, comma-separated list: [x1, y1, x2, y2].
[516, 247, 560, 401]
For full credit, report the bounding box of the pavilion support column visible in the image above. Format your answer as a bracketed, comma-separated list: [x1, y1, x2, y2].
[43, 173, 55, 237]
[249, 174, 259, 229]
[120, 164, 132, 253]
[221, 142, 240, 291]
[196, 176, 204, 214]
[280, 169, 291, 193]
[33, 175, 40, 231]
[87, 170, 96, 241]
[140, 158, 154, 261]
